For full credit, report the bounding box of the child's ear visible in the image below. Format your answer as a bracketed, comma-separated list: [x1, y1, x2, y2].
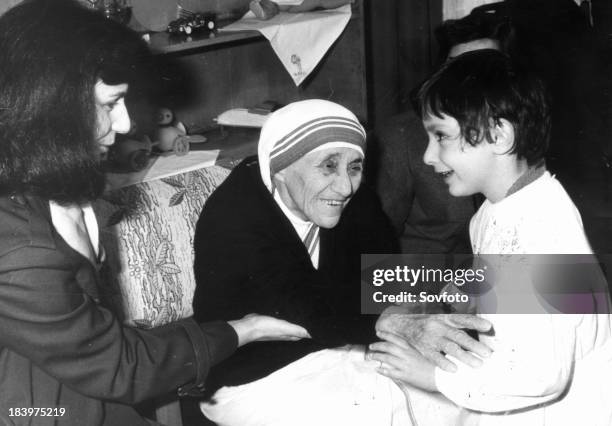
[490, 118, 515, 154]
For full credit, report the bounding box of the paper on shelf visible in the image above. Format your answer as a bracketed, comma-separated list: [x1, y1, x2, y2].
[220, 4, 352, 86]
[107, 150, 220, 189]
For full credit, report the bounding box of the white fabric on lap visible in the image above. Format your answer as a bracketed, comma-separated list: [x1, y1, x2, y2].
[201, 345, 411, 426]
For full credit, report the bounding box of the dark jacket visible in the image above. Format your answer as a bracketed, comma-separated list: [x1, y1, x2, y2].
[193, 157, 396, 390]
[0, 194, 237, 426]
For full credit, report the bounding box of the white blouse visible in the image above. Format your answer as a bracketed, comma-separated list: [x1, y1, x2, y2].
[435, 172, 612, 425]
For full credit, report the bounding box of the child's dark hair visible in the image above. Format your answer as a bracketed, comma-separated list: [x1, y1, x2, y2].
[416, 49, 550, 166]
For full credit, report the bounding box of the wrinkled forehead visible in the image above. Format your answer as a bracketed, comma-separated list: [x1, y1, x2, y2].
[303, 144, 364, 163]
[280, 146, 364, 181]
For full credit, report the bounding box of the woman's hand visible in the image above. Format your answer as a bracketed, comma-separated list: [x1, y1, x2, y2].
[228, 314, 311, 347]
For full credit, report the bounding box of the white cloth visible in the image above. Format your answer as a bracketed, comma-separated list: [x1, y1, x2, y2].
[106, 149, 219, 190]
[220, 5, 352, 85]
[49, 201, 103, 266]
[434, 172, 612, 425]
[273, 189, 320, 268]
[201, 346, 412, 426]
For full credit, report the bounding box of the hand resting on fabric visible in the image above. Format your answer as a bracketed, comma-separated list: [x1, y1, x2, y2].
[376, 306, 493, 372]
[228, 313, 312, 347]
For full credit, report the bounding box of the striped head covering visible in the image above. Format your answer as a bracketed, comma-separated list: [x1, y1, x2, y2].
[258, 99, 366, 192]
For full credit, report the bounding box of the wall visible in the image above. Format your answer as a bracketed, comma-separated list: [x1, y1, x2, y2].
[365, 0, 399, 124]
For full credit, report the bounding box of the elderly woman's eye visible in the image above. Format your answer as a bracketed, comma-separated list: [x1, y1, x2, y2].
[320, 160, 337, 171]
[349, 163, 363, 174]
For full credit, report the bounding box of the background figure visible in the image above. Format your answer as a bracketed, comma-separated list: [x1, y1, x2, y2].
[475, 0, 608, 175]
[468, 0, 612, 252]
[371, 9, 512, 254]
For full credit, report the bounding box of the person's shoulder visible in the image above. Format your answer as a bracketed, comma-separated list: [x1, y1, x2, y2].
[220, 156, 259, 184]
[197, 156, 272, 227]
[527, 172, 580, 218]
[509, 173, 590, 253]
[0, 195, 55, 257]
[205, 157, 262, 203]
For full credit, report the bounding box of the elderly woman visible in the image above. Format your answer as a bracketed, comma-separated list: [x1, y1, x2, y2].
[0, 1, 309, 424]
[193, 100, 412, 424]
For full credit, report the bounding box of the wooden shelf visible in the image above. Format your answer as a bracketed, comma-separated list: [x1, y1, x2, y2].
[149, 0, 368, 135]
[148, 29, 262, 55]
[147, 3, 361, 55]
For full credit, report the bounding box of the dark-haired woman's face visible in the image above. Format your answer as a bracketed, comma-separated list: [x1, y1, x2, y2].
[94, 80, 130, 157]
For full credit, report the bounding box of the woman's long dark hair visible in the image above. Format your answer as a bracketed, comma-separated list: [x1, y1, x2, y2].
[0, 0, 151, 204]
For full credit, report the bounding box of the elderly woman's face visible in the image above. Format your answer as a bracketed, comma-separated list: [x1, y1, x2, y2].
[94, 80, 130, 156]
[275, 147, 363, 228]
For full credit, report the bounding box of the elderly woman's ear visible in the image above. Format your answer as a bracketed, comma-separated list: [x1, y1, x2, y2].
[273, 170, 288, 184]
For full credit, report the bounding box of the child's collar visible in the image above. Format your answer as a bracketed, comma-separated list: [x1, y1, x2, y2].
[505, 161, 547, 197]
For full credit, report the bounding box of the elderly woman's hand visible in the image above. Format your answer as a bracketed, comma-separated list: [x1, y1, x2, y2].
[228, 314, 311, 347]
[375, 309, 493, 372]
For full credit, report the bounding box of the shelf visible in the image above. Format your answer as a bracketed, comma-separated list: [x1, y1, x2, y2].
[147, 2, 360, 55]
[148, 29, 263, 55]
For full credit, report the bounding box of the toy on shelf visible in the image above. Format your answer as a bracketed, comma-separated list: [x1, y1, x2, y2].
[167, 12, 216, 35]
[154, 107, 206, 155]
[107, 108, 207, 172]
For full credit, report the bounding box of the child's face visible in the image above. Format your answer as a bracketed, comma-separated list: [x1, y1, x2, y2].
[422, 113, 496, 199]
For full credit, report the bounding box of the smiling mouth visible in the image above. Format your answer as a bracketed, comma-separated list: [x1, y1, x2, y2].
[322, 199, 345, 207]
[438, 170, 454, 179]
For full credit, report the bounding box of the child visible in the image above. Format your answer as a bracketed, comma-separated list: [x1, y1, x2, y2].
[370, 50, 612, 425]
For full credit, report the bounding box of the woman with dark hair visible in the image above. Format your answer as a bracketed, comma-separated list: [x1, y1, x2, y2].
[0, 1, 308, 425]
